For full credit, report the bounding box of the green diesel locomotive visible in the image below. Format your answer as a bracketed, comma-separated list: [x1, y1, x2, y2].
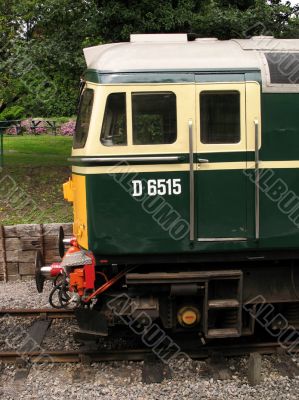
[36, 34, 299, 341]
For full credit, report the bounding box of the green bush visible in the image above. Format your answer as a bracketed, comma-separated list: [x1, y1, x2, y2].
[52, 116, 72, 124]
[0, 105, 25, 121]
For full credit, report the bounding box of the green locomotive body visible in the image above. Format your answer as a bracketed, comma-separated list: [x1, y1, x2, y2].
[40, 35, 299, 340]
[69, 35, 299, 260]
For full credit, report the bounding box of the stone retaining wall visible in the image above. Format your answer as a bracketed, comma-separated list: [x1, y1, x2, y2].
[0, 223, 72, 281]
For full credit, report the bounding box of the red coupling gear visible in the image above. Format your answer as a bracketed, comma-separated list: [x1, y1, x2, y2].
[66, 238, 81, 254]
[70, 237, 78, 247]
[50, 263, 63, 277]
[67, 250, 96, 296]
[84, 253, 96, 290]
[69, 268, 85, 296]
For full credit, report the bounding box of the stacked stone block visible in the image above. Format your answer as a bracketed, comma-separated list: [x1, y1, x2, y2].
[0, 223, 72, 281]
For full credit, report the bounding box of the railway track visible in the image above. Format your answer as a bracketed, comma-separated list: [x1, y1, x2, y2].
[0, 307, 299, 362]
[1, 307, 299, 384]
[0, 342, 298, 363]
[0, 308, 75, 319]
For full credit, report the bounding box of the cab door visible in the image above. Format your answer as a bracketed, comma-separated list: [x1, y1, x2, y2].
[194, 80, 260, 242]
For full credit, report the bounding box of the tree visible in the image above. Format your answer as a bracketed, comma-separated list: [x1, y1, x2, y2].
[0, 0, 102, 117]
[0, 0, 298, 118]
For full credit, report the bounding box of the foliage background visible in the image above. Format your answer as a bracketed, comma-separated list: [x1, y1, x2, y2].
[0, 0, 298, 118]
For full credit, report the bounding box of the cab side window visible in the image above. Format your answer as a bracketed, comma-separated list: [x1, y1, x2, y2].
[73, 88, 94, 149]
[200, 91, 240, 144]
[132, 92, 177, 145]
[101, 93, 127, 146]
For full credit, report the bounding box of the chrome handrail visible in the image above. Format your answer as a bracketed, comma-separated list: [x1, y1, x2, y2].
[188, 120, 195, 241]
[254, 119, 260, 240]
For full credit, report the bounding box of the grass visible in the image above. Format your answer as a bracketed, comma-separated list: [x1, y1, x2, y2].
[2, 135, 72, 166]
[0, 135, 73, 225]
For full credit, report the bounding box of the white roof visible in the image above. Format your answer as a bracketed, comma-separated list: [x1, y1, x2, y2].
[130, 33, 188, 43]
[233, 37, 299, 51]
[83, 35, 299, 92]
[84, 38, 259, 72]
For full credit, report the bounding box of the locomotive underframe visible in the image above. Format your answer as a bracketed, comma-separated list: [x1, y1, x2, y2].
[82, 259, 299, 340]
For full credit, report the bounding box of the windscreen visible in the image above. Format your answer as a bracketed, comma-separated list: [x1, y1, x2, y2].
[73, 88, 94, 149]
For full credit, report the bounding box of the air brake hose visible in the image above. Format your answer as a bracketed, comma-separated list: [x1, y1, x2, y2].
[83, 265, 136, 303]
[49, 272, 70, 309]
[49, 284, 64, 309]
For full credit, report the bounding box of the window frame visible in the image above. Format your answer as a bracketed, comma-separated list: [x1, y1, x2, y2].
[131, 91, 178, 146]
[196, 82, 247, 154]
[199, 90, 241, 145]
[73, 88, 94, 149]
[73, 82, 260, 157]
[100, 92, 127, 147]
[261, 52, 299, 93]
[97, 84, 189, 155]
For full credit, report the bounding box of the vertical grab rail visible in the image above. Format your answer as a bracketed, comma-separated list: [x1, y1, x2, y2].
[188, 120, 195, 241]
[254, 119, 260, 240]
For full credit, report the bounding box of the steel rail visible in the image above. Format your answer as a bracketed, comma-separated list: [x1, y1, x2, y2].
[0, 349, 152, 363]
[1, 309, 298, 365]
[0, 342, 297, 363]
[0, 308, 75, 319]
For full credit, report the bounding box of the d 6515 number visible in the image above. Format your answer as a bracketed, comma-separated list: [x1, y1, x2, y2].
[132, 179, 182, 197]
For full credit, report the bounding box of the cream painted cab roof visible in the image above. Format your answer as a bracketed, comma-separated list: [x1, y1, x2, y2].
[84, 38, 260, 72]
[83, 35, 299, 92]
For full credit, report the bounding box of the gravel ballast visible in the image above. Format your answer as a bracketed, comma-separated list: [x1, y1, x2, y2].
[0, 280, 298, 400]
[0, 280, 52, 309]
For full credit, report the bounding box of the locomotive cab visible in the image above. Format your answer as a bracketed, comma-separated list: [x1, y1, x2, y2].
[66, 61, 262, 254]
[40, 34, 299, 341]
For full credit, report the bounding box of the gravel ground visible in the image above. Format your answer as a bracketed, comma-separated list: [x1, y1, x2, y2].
[0, 280, 299, 399]
[0, 280, 52, 309]
[0, 357, 298, 400]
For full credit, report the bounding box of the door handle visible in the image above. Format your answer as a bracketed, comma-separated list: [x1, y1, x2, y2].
[197, 158, 209, 163]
